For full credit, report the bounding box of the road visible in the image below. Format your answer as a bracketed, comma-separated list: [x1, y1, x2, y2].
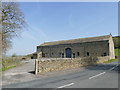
[2, 61, 119, 88]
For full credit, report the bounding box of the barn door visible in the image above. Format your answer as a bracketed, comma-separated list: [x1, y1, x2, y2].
[66, 48, 71, 58]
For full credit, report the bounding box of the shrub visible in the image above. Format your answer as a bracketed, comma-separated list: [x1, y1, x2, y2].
[11, 54, 17, 57]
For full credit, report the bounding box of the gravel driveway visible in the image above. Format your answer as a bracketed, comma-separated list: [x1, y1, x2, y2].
[1, 59, 47, 85]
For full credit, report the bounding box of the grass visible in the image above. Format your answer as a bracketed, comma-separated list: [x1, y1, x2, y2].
[115, 48, 120, 57]
[103, 59, 119, 63]
[0, 65, 16, 71]
[2, 57, 22, 71]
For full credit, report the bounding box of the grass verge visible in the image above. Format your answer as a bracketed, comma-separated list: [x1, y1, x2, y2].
[103, 59, 119, 63]
[0, 65, 16, 71]
[2, 57, 22, 71]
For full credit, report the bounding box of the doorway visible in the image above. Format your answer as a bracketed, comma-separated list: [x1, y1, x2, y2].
[65, 48, 71, 58]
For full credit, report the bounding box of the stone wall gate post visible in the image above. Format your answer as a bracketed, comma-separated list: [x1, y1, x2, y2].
[35, 59, 38, 75]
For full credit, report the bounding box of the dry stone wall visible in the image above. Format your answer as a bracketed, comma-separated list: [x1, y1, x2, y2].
[35, 56, 109, 74]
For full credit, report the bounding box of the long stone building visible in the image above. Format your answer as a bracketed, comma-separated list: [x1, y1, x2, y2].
[33, 35, 115, 60]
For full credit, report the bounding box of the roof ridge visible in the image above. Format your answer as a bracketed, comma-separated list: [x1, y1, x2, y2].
[39, 35, 111, 46]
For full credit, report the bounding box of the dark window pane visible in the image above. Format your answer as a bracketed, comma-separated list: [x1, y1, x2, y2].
[104, 53, 107, 56]
[62, 53, 64, 58]
[77, 52, 79, 56]
[87, 52, 89, 56]
[73, 53, 75, 58]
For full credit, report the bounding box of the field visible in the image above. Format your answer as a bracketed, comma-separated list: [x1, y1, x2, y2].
[115, 48, 120, 57]
[1, 57, 22, 71]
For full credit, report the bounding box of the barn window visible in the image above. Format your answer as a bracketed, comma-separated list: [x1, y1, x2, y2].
[77, 52, 79, 56]
[73, 53, 75, 58]
[87, 52, 89, 56]
[103, 53, 107, 56]
[62, 53, 64, 58]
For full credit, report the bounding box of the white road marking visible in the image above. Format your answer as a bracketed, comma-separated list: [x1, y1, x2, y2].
[110, 67, 115, 71]
[89, 72, 106, 79]
[109, 64, 118, 71]
[57, 83, 74, 88]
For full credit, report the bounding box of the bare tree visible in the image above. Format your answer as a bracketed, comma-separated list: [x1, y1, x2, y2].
[1, 2, 27, 56]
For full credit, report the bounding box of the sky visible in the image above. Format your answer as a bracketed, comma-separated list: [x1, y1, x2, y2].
[7, 2, 118, 56]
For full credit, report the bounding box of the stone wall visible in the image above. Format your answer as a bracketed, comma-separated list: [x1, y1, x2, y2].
[35, 56, 109, 74]
[37, 40, 109, 58]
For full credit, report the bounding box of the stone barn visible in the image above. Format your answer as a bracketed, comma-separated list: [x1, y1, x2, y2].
[34, 35, 115, 60]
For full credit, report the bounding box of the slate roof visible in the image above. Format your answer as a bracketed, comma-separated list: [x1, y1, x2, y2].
[39, 35, 111, 46]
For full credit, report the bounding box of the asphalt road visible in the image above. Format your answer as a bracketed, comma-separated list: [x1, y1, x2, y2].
[2, 61, 119, 88]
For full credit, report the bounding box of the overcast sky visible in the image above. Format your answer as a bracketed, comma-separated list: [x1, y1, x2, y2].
[7, 2, 118, 56]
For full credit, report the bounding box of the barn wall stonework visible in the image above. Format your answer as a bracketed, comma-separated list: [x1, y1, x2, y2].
[37, 40, 109, 59]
